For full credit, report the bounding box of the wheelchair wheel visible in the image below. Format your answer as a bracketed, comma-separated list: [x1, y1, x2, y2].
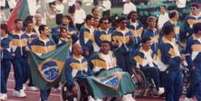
[61, 80, 81, 101]
[131, 68, 147, 97]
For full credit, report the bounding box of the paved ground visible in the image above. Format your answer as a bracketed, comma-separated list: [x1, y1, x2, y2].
[6, 70, 165, 101]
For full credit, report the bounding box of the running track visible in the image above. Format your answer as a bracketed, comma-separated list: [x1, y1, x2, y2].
[6, 71, 165, 101]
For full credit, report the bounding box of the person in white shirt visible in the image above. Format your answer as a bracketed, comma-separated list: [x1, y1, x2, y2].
[7, 0, 17, 10]
[101, 0, 111, 17]
[0, 0, 6, 8]
[176, 0, 187, 9]
[73, 0, 86, 30]
[0, 8, 6, 23]
[34, 13, 44, 35]
[158, 6, 169, 30]
[123, 0, 137, 15]
[68, 0, 76, 6]
[91, 6, 101, 19]
[131, 37, 164, 95]
[46, 1, 57, 27]
[176, 0, 187, 18]
[55, 0, 65, 14]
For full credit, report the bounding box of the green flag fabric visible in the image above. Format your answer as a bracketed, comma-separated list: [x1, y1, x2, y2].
[86, 68, 136, 99]
[29, 44, 69, 90]
[7, 0, 30, 31]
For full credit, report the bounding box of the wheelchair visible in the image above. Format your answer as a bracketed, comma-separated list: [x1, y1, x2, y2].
[180, 61, 191, 95]
[131, 67, 160, 97]
[61, 77, 135, 101]
[61, 79, 89, 101]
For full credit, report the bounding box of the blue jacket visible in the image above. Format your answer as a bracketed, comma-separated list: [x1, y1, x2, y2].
[186, 35, 201, 69]
[111, 29, 134, 53]
[142, 28, 159, 54]
[10, 32, 29, 58]
[180, 15, 201, 42]
[79, 26, 95, 55]
[159, 38, 181, 71]
[51, 25, 77, 43]
[130, 47, 157, 68]
[127, 21, 144, 30]
[94, 28, 113, 46]
[0, 34, 13, 59]
[30, 37, 56, 55]
[65, 56, 92, 90]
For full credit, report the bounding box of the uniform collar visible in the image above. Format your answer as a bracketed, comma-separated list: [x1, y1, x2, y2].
[0, 34, 8, 40]
[99, 28, 109, 33]
[12, 30, 24, 36]
[130, 21, 139, 27]
[116, 27, 129, 33]
[73, 55, 84, 62]
[39, 36, 50, 44]
[26, 32, 37, 37]
[99, 51, 113, 60]
[139, 47, 152, 55]
[193, 34, 201, 43]
[170, 19, 178, 25]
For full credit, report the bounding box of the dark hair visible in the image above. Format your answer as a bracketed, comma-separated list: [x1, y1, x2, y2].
[60, 26, 67, 33]
[85, 15, 94, 22]
[162, 23, 175, 35]
[101, 41, 112, 47]
[24, 16, 34, 23]
[49, 1, 56, 7]
[25, 20, 34, 26]
[39, 24, 47, 34]
[128, 11, 137, 19]
[63, 15, 74, 25]
[76, 0, 82, 6]
[14, 18, 22, 24]
[24, 16, 34, 27]
[193, 22, 201, 34]
[0, 23, 9, 34]
[146, 16, 157, 23]
[56, 14, 63, 25]
[160, 5, 167, 9]
[99, 17, 110, 24]
[116, 16, 127, 24]
[192, 3, 200, 9]
[25, 20, 36, 32]
[68, 5, 75, 14]
[91, 7, 98, 13]
[141, 37, 151, 43]
[169, 10, 178, 19]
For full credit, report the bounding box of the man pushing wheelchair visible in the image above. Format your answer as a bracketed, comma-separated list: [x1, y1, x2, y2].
[63, 40, 136, 101]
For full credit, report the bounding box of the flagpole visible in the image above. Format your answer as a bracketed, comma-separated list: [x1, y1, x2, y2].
[6, 0, 23, 31]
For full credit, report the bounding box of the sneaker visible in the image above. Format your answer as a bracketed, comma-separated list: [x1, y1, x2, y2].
[13, 90, 26, 97]
[184, 97, 192, 101]
[0, 93, 7, 100]
[23, 84, 26, 90]
[88, 96, 95, 101]
[58, 85, 62, 91]
[122, 94, 135, 101]
[158, 87, 165, 95]
[96, 99, 103, 101]
[29, 86, 38, 91]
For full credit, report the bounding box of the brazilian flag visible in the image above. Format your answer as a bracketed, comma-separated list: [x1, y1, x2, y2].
[29, 44, 69, 90]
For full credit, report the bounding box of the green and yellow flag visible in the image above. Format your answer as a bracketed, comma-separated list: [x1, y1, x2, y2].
[29, 44, 69, 90]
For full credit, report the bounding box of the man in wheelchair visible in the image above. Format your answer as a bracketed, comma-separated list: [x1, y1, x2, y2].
[64, 43, 92, 101]
[130, 37, 164, 96]
[86, 41, 136, 101]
